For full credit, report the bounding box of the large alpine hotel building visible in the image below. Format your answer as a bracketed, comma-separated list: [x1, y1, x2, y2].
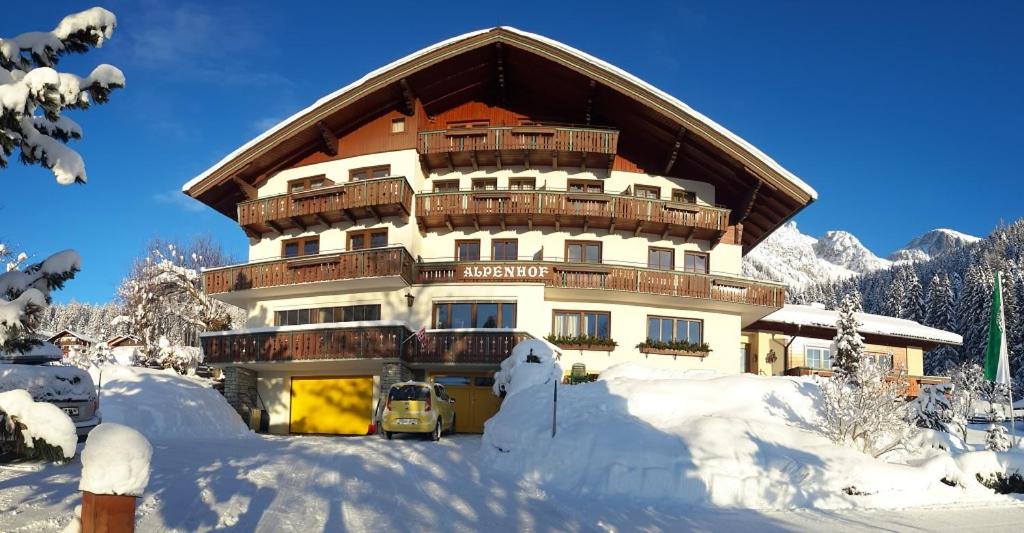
[186, 28, 853, 436]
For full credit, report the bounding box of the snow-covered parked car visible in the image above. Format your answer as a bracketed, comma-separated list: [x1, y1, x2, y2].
[0, 343, 101, 439]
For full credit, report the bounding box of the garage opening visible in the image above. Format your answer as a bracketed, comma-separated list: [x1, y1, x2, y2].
[430, 373, 502, 433]
[290, 376, 374, 435]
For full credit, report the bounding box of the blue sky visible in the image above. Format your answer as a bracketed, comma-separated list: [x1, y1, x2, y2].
[5, 0, 1023, 303]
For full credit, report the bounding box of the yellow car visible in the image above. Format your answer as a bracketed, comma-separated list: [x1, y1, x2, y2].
[381, 382, 456, 441]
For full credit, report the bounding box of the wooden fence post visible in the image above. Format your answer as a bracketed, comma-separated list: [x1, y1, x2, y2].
[81, 491, 137, 533]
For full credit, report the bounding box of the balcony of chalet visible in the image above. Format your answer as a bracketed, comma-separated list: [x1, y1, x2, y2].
[416, 188, 731, 241]
[418, 125, 618, 171]
[237, 176, 413, 235]
[201, 324, 532, 368]
[417, 260, 786, 318]
[202, 246, 415, 303]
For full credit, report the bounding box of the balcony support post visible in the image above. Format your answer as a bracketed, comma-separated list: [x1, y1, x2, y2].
[609, 218, 616, 234]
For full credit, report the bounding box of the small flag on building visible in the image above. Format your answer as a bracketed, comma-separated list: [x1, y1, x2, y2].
[414, 326, 427, 349]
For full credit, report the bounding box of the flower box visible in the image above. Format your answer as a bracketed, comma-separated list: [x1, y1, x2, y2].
[638, 346, 709, 358]
[553, 343, 615, 352]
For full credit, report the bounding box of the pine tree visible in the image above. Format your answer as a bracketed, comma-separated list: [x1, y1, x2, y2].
[883, 268, 907, 318]
[833, 293, 866, 379]
[924, 273, 959, 374]
[904, 267, 926, 322]
[1, 8, 123, 184]
[960, 263, 994, 365]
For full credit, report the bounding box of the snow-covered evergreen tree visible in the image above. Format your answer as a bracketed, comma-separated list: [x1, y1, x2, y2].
[960, 263, 994, 364]
[1, 8, 123, 184]
[0, 251, 80, 353]
[882, 268, 907, 319]
[904, 267, 926, 323]
[924, 273, 959, 374]
[832, 293, 865, 379]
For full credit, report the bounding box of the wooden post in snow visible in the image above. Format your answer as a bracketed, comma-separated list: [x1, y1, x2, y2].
[81, 492, 137, 533]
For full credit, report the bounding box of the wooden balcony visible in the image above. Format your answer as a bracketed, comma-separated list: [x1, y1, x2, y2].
[411, 331, 533, 366]
[418, 126, 618, 171]
[417, 261, 785, 308]
[203, 247, 415, 295]
[237, 176, 413, 235]
[416, 189, 731, 240]
[201, 325, 411, 364]
[201, 326, 530, 367]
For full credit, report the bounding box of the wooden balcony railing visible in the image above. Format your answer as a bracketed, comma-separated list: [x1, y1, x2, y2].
[201, 325, 411, 364]
[411, 331, 533, 365]
[203, 247, 416, 295]
[416, 261, 786, 308]
[201, 326, 531, 366]
[418, 126, 619, 170]
[237, 176, 413, 235]
[416, 190, 731, 240]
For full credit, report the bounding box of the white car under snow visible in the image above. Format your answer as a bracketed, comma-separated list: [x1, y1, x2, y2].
[0, 343, 101, 438]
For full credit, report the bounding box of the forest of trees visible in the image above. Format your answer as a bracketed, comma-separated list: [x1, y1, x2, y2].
[793, 219, 1024, 384]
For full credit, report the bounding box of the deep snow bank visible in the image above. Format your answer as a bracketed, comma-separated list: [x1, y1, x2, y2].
[95, 365, 250, 442]
[482, 361, 1007, 510]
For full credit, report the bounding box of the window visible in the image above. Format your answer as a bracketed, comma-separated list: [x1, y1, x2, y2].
[492, 239, 518, 261]
[471, 178, 497, 191]
[509, 177, 536, 190]
[648, 247, 674, 270]
[288, 175, 329, 194]
[683, 252, 709, 273]
[867, 352, 894, 371]
[634, 185, 660, 199]
[448, 120, 489, 129]
[806, 347, 831, 369]
[282, 236, 319, 258]
[566, 241, 602, 264]
[672, 189, 697, 203]
[348, 228, 388, 250]
[646, 316, 702, 344]
[349, 165, 390, 181]
[553, 310, 610, 339]
[568, 180, 603, 193]
[274, 304, 381, 326]
[455, 240, 481, 261]
[433, 179, 459, 193]
[391, 118, 405, 133]
[433, 302, 516, 328]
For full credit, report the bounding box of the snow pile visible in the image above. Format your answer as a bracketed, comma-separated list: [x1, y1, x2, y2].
[0, 389, 77, 459]
[0, 363, 96, 401]
[95, 365, 249, 441]
[80, 423, 152, 496]
[492, 339, 562, 398]
[482, 362, 1001, 510]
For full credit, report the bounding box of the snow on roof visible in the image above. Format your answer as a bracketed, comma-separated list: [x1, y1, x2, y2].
[0, 341, 63, 363]
[47, 329, 99, 344]
[760, 304, 962, 346]
[182, 27, 816, 201]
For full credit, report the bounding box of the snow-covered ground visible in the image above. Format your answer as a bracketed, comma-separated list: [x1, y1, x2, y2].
[2, 364, 1024, 531]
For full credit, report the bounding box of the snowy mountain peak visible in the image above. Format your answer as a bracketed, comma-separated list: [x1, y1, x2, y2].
[813, 231, 892, 274]
[888, 228, 980, 263]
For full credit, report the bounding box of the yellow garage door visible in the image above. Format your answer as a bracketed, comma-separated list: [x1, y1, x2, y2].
[431, 374, 501, 434]
[290, 376, 373, 435]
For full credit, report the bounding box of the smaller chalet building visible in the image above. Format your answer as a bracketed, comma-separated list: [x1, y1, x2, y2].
[46, 330, 98, 357]
[743, 304, 961, 396]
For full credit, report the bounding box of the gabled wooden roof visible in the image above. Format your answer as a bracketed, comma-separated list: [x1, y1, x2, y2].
[182, 27, 816, 252]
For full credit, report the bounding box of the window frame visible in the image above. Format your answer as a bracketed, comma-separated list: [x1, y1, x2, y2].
[347, 228, 388, 250]
[471, 178, 498, 191]
[432, 179, 460, 193]
[672, 189, 697, 204]
[287, 175, 330, 194]
[551, 310, 612, 339]
[645, 315, 703, 344]
[273, 304, 381, 326]
[447, 119, 490, 129]
[390, 117, 406, 134]
[349, 165, 391, 181]
[565, 240, 602, 264]
[455, 239, 481, 262]
[567, 179, 604, 193]
[432, 301, 517, 329]
[683, 251, 710, 274]
[805, 346, 832, 370]
[633, 185, 661, 200]
[282, 236, 320, 258]
[491, 239, 519, 261]
[508, 177, 536, 190]
[647, 247, 675, 270]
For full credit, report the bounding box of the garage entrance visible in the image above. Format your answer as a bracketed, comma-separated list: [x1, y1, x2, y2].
[290, 376, 373, 435]
[430, 373, 502, 433]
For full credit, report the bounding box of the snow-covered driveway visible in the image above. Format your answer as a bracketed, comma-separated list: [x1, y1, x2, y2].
[1, 433, 1023, 532]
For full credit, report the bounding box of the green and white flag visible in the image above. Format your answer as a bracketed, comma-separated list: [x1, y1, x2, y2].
[984, 271, 1011, 386]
